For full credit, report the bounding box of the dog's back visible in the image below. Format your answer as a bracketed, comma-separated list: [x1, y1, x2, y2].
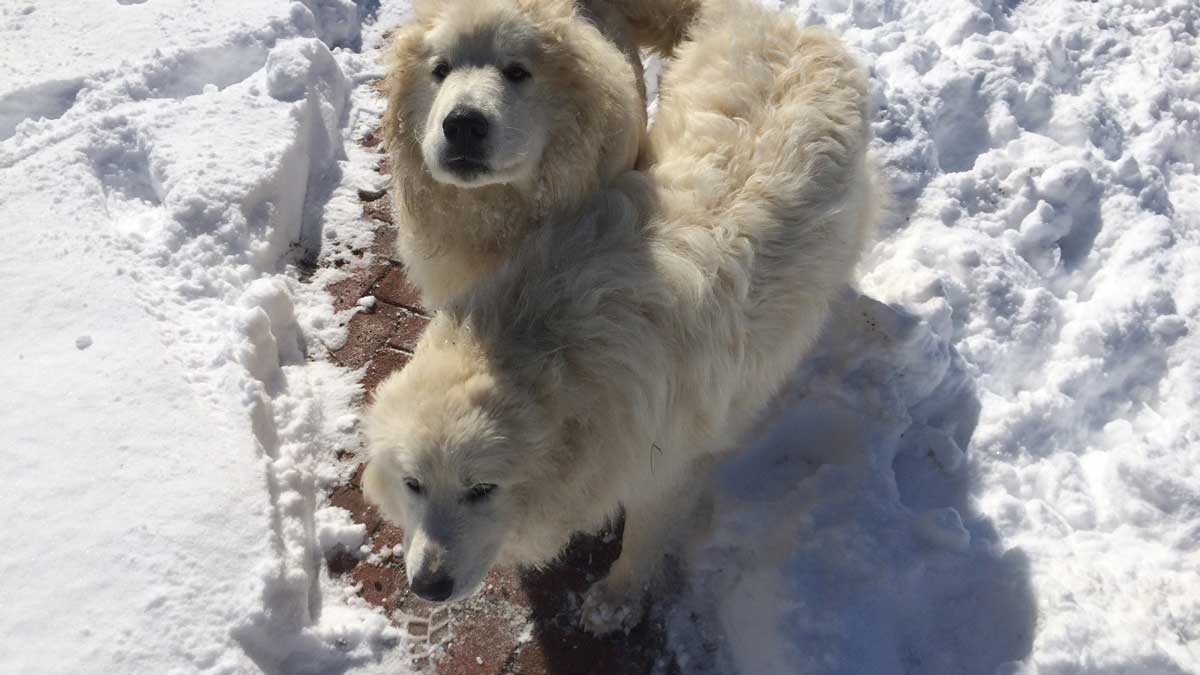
[364, 0, 881, 623]
[455, 0, 879, 463]
[640, 0, 878, 442]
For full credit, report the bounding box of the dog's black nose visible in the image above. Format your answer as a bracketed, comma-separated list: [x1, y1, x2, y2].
[442, 107, 489, 149]
[410, 572, 455, 602]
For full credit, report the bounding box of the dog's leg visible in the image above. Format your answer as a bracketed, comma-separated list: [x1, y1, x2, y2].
[580, 460, 716, 635]
[579, 496, 673, 635]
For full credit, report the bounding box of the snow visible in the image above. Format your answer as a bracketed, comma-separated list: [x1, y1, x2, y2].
[0, 1, 408, 672]
[1, 0, 1197, 673]
[670, 0, 1200, 673]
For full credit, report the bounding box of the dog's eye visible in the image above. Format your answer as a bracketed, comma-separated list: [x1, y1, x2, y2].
[432, 62, 451, 81]
[404, 478, 423, 495]
[466, 483, 497, 503]
[501, 64, 530, 83]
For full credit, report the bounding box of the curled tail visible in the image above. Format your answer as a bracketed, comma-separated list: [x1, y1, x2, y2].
[648, 0, 873, 223]
[641, 0, 880, 405]
[593, 0, 703, 56]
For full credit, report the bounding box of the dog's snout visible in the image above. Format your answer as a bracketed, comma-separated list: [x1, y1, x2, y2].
[410, 571, 455, 602]
[442, 107, 489, 148]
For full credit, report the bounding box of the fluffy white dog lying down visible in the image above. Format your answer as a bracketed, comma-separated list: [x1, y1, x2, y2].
[364, 0, 879, 635]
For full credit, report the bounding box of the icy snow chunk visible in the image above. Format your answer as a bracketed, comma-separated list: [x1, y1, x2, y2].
[266, 38, 339, 102]
[1151, 315, 1188, 344]
[1017, 201, 1072, 273]
[915, 507, 971, 553]
[299, 0, 362, 50]
[256, 36, 353, 263]
[1035, 161, 1094, 206]
[988, 102, 1021, 145]
[1014, 82, 1054, 130]
[1019, 202, 1071, 243]
[237, 309, 281, 384]
[903, 425, 965, 474]
[335, 413, 358, 432]
[236, 278, 304, 383]
[1114, 155, 1141, 187]
[930, 69, 990, 173]
[315, 505, 366, 552]
[242, 278, 299, 336]
[928, 7, 994, 47]
[241, 277, 303, 360]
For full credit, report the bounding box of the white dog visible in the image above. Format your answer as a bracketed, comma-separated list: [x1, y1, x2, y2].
[381, 0, 682, 308]
[365, 0, 879, 635]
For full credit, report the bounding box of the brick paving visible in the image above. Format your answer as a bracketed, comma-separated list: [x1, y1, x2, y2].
[320, 137, 677, 675]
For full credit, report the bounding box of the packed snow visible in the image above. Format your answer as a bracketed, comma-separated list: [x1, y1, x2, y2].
[675, 0, 1200, 673]
[1, 0, 1196, 673]
[1, 1, 412, 672]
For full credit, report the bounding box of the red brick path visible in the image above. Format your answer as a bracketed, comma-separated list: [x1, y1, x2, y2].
[321, 135, 676, 675]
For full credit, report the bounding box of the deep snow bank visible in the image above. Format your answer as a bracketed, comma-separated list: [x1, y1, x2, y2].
[0, 1, 412, 672]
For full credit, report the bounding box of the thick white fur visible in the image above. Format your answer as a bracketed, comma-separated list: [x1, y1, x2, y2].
[365, 0, 879, 633]
[599, 0, 702, 56]
[382, 0, 648, 308]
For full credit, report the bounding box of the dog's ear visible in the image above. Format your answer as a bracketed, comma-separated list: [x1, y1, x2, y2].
[380, 23, 426, 154]
[361, 459, 389, 508]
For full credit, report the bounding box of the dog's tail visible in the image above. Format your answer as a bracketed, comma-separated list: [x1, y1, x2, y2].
[646, 0, 875, 262]
[631, 0, 877, 410]
[595, 0, 702, 56]
[649, 0, 872, 214]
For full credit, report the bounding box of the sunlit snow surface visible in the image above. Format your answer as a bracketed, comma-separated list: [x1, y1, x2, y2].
[682, 1, 1200, 673]
[0, 0, 410, 672]
[0, 0, 1197, 672]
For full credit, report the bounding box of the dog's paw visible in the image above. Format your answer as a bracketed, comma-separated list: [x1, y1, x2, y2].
[579, 577, 645, 636]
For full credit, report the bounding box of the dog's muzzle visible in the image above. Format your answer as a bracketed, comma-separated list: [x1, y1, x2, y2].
[441, 106, 490, 178]
[409, 569, 455, 602]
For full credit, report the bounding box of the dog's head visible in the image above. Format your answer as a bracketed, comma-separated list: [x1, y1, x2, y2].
[382, 0, 643, 211]
[362, 339, 553, 602]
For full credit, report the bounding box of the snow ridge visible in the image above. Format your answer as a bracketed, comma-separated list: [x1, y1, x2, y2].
[1, 1, 409, 672]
